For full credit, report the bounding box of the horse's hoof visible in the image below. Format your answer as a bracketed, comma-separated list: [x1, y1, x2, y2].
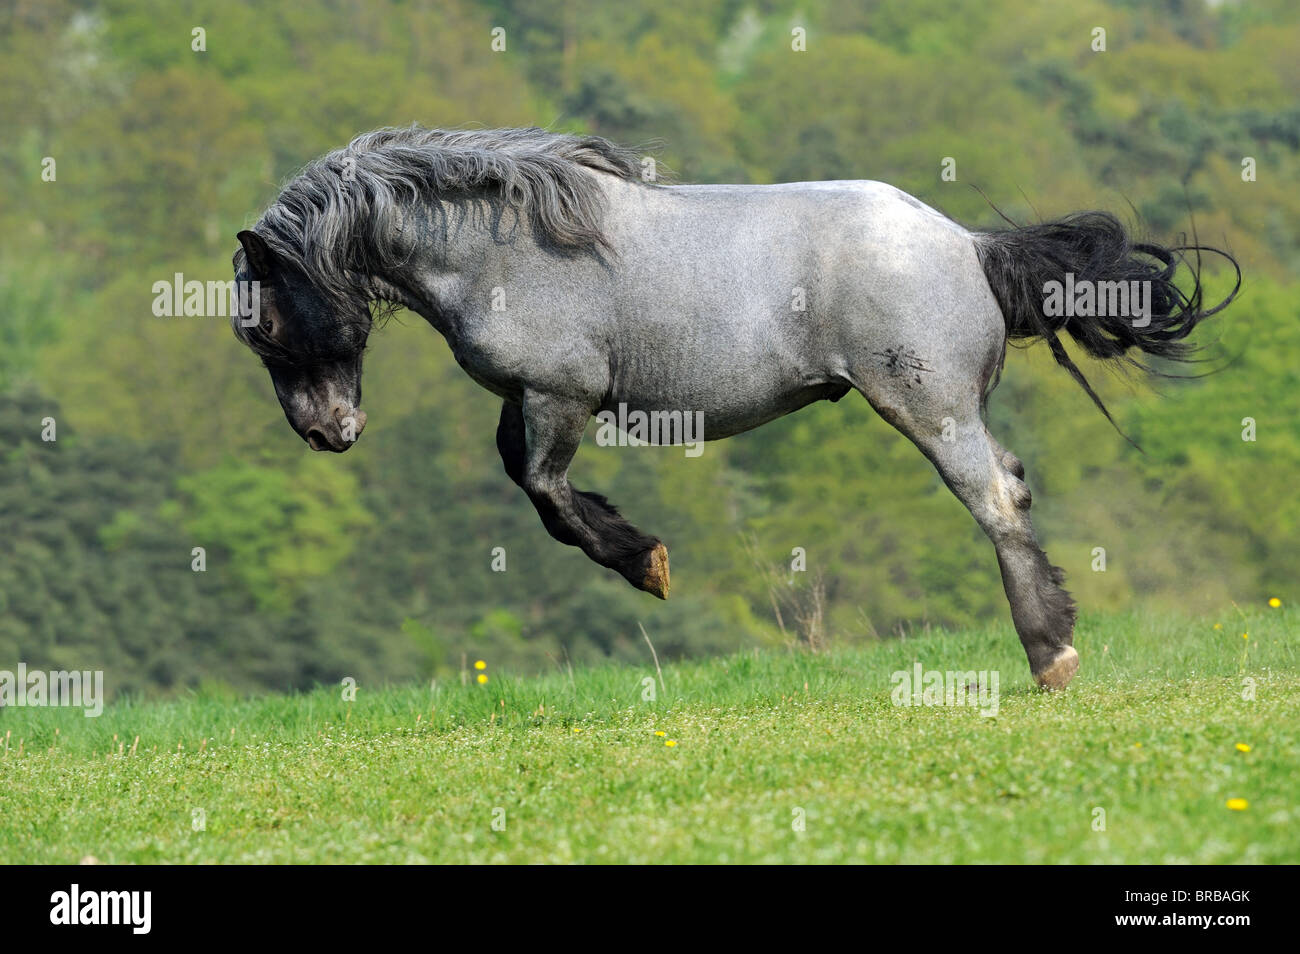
[1033, 646, 1079, 690]
[641, 543, 670, 600]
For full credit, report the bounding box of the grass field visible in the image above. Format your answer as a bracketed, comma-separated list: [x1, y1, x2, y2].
[2, 608, 1297, 864]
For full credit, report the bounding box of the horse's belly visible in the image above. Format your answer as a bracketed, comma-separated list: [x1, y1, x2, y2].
[601, 369, 847, 441]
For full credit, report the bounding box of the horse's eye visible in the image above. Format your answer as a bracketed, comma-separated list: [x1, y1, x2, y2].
[259, 315, 275, 335]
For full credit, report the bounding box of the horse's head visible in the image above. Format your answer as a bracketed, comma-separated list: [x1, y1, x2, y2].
[233, 229, 370, 452]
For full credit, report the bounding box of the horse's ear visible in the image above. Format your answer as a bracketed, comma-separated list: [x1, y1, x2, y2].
[237, 229, 275, 278]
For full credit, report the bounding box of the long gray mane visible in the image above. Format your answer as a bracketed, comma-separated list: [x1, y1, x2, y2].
[233, 125, 647, 327]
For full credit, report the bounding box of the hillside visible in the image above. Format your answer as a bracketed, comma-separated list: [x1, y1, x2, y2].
[2, 609, 1295, 864]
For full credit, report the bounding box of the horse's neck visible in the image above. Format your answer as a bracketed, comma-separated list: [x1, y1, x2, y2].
[371, 195, 536, 339]
[366, 273, 426, 314]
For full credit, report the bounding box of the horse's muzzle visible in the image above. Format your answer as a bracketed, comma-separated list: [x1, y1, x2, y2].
[306, 406, 367, 452]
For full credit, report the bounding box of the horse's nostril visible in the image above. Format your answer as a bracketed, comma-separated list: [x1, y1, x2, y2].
[306, 427, 329, 451]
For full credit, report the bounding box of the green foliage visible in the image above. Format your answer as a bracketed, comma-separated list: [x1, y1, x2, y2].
[173, 457, 372, 611]
[0, 390, 413, 693]
[1, 0, 1298, 694]
[0, 256, 64, 391]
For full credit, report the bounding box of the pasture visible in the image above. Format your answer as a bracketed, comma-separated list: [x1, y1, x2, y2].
[1, 608, 1295, 864]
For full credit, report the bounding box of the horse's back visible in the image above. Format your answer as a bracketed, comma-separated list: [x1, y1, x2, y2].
[608, 175, 998, 354]
[585, 175, 1004, 434]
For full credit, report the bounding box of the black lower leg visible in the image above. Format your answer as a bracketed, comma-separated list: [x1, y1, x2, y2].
[499, 398, 670, 597]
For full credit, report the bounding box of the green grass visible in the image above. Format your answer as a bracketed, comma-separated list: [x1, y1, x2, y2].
[2, 608, 1297, 863]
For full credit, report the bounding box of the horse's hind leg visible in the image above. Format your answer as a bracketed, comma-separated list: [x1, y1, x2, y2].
[496, 395, 670, 598]
[857, 377, 1078, 689]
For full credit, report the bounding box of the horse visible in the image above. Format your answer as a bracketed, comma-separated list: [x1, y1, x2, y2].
[231, 125, 1238, 690]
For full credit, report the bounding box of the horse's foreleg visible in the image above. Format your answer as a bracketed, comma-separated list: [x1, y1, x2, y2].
[496, 397, 670, 598]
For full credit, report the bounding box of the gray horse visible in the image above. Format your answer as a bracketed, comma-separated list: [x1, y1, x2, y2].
[232, 126, 1237, 690]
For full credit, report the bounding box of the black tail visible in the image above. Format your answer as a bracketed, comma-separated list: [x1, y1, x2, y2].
[975, 211, 1240, 444]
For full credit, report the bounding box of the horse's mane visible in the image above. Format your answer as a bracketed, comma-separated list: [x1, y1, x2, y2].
[232, 125, 646, 327]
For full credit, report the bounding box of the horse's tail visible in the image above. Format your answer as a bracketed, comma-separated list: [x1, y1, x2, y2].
[974, 211, 1240, 441]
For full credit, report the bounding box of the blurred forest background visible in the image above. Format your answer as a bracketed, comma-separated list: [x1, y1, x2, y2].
[1, 0, 1296, 696]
